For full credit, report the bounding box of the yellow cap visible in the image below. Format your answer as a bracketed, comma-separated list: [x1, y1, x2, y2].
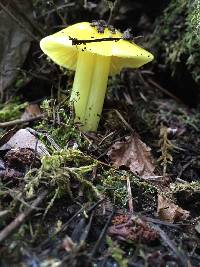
[40, 22, 154, 75]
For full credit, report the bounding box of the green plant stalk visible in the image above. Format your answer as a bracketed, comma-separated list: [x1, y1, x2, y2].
[70, 52, 111, 132]
[84, 55, 111, 131]
[70, 51, 95, 123]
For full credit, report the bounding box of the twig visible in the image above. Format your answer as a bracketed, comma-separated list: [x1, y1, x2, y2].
[0, 190, 48, 244]
[114, 109, 135, 133]
[0, 115, 43, 128]
[90, 209, 115, 257]
[177, 158, 195, 180]
[40, 199, 105, 249]
[70, 36, 122, 45]
[127, 176, 134, 213]
[42, 3, 75, 17]
[148, 79, 184, 104]
[79, 211, 94, 243]
[40, 206, 86, 249]
[0, 2, 38, 41]
[107, 0, 121, 25]
[151, 224, 190, 267]
[98, 130, 116, 146]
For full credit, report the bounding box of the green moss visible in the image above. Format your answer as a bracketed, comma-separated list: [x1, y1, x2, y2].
[172, 181, 200, 193]
[0, 98, 27, 122]
[172, 181, 200, 214]
[151, 0, 200, 84]
[100, 170, 157, 211]
[25, 148, 99, 200]
[37, 99, 84, 148]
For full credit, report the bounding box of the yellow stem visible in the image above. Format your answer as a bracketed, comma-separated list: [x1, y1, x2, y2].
[70, 51, 96, 123]
[83, 55, 111, 131]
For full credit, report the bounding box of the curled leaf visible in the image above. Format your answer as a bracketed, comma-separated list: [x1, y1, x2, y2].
[157, 195, 190, 223]
[107, 134, 155, 178]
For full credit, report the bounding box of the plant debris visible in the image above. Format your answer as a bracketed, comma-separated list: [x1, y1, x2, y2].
[157, 194, 190, 223]
[0, 1, 200, 267]
[107, 133, 155, 178]
[108, 214, 158, 242]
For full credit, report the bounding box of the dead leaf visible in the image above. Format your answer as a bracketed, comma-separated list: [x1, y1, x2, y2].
[21, 104, 42, 120]
[107, 134, 155, 178]
[0, 129, 49, 157]
[157, 195, 190, 223]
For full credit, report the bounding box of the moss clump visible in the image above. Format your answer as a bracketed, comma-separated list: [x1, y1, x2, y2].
[37, 99, 84, 149]
[100, 170, 157, 211]
[191, 0, 200, 37]
[172, 181, 200, 214]
[0, 98, 27, 122]
[25, 149, 99, 200]
[151, 0, 200, 84]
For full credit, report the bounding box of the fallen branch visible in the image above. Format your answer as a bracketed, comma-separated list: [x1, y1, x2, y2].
[0, 115, 43, 128]
[0, 189, 48, 244]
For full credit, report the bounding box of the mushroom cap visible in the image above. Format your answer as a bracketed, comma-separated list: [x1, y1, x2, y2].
[40, 22, 154, 75]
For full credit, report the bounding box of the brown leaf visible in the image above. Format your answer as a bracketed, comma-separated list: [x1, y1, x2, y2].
[21, 104, 42, 120]
[157, 195, 190, 223]
[107, 134, 155, 178]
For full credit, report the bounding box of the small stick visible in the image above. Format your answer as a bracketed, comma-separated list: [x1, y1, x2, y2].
[114, 109, 135, 133]
[107, 0, 121, 25]
[127, 176, 134, 213]
[152, 224, 190, 267]
[148, 78, 183, 104]
[90, 209, 115, 257]
[0, 115, 43, 128]
[0, 190, 48, 244]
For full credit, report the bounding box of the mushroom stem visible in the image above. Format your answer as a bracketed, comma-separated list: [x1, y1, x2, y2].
[70, 51, 95, 123]
[83, 55, 111, 131]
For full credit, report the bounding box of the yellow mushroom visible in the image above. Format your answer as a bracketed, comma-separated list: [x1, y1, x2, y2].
[40, 22, 154, 131]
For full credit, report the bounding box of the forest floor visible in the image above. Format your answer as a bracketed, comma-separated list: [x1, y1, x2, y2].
[0, 66, 200, 267]
[0, 1, 200, 267]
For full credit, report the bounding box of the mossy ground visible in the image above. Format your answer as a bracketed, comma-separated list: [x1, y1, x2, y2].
[1, 69, 200, 266]
[1, 1, 200, 266]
